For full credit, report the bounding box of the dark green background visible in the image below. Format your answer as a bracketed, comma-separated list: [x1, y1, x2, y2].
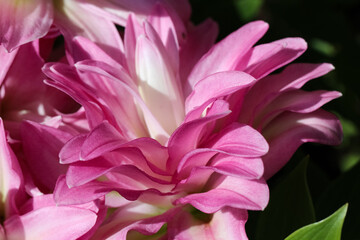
[189, 0, 360, 239]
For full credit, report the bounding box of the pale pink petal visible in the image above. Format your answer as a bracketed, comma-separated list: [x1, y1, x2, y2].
[185, 71, 256, 113]
[188, 21, 269, 88]
[168, 207, 248, 240]
[175, 175, 269, 213]
[79, 0, 190, 41]
[135, 32, 184, 139]
[262, 109, 343, 179]
[54, 0, 124, 65]
[92, 202, 180, 240]
[243, 37, 307, 79]
[124, 14, 144, 80]
[20, 121, 72, 192]
[74, 60, 165, 141]
[0, 0, 53, 52]
[147, 4, 179, 71]
[4, 204, 97, 240]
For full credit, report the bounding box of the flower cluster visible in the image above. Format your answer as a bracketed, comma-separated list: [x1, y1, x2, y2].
[0, 0, 342, 239]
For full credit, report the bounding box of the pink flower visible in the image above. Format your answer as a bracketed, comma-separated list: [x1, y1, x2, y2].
[41, 4, 342, 239]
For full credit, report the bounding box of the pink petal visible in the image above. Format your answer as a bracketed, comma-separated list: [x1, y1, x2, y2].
[2, 42, 46, 122]
[0, 118, 24, 218]
[59, 134, 87, 164]
[175, 175, 269, 213]
[180, 19, 218, 96]
[4, 204, 97, 240]
[0, 45, 18, 85]
[210, 155, 264, 180]
[80, 121, 125, 160]
[54, 0, 124, 65]
[255, 90, 342, 129]
[167, 207, 248, 240]
[74, 60, 167, 141]
[243, 37, 307, 79]
[92, 202, 180, 240]
[43, 63, 120, 130]
[70, 36, 124, 66]
[147, 4, 179, 71]
[0, 0, 53, 52]
[0, 225, 4, 239]
[185, 71, 256, 113]
[207, 123, 269, 157]
[176, 149, 264, 180]
[124, 14, 144, 80]
[262, 109, 343, 179]
[188, 21, 269, 89]
[239, 63, 335, 124]
[167, 107, 230, 173]
[21, 121, 72, 192]
[135, 31, 184, 140]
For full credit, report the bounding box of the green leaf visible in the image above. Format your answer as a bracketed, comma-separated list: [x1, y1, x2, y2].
[316, 162, 360, 239]
[285, 204, 348, 240]
[233, 0, 263, 21]
[255, 158, 315, 240]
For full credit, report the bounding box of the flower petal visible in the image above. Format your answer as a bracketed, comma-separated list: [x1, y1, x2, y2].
[239, 63, 335, 125]
[175, 175, 269, 213]
[168, 207, 249, 240]
[21, 121, 72, 192]
[4, 203, 97, 240]
[262, 109, 343, 179]
[243, 37, 307, 79]
[185, 71, 256, 113]
[0, 0, 53, 51]
[188, 21, 269, 88]
[0, 118, 24, 218]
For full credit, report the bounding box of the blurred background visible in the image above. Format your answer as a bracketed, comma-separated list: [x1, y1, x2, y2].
[189, 0, 360, 239]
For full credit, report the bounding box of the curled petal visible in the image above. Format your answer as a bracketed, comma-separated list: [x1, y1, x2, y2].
[239, 63, 335, 125]
[207, 123, 269, 157]
[262, 109, 343, 179]
[255, 89, 342, 129]
[175, 175, 269, 213]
